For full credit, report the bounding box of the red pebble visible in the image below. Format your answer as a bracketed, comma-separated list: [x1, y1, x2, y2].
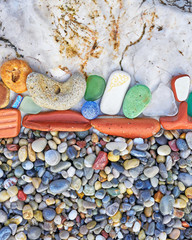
[76, 141, 86, 148]
[76, 215, 81, 223]
[17, 190, 27, 201]
[182, 221, 190, 228]
[101, 230, 109, 238]
[6, 144, 20, 151]
[168, 139, 179, 152]
[100, 140, 106, 146]
[92, 151, 108, 170]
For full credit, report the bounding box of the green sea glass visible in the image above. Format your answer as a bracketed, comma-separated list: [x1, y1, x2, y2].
[84, 75, 106, 101]
[187, 92, 192, 117]
[19, 96, 42, 114]
[123, 85, 151, 119]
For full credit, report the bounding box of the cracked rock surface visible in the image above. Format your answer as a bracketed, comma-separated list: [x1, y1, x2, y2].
[0, 0, 192, 115]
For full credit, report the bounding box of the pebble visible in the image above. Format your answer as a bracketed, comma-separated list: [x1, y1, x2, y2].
[0, 227, 11, 240]
[186, 132, 192, 149]
[27, 226, 41, 240]
[169, 229, 180, 239]
[43, 208, 56, 221]
[58, 142, 67, 153]
[159, 195, 174, 215]
[81, 101, 100, 120]
[178, 173, 192, 187]
[49, 179, 70, 194]
[84, 154, 96, 167]
[106, 142, 127, 151]
[66, 146, 77, 160]
[106, 202, 119, 216]
[157, 145, 171, 156]
[185, 187, 192, 198]
[124, 159, 140, 170]
[144, 166, 159, 178]
[32, 138, 47, 152]
[176, 138, 188, 151]
[45, 150, 61, 166]
[68, 210, 78, 220]
[92, 151, 108, 170]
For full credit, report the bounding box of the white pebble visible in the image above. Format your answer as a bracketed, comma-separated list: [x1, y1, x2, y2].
[133, 138, 144, 145]
[67, 167, 76, 177]
[0, 169, 4, 178]
[68, 210, 77, 220]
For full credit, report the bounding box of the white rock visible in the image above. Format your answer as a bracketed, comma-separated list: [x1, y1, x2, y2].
[144, 166, 159, 178]
[32, 138, 47, 152]
[132, 221, 141, 232]
[159, 232, 167, 240]
[150, 177, 159, 188]
[106, 142, 127, 151]
[173, 75, 190, 101]
[58, 142, 68, 153]
[68, 210, 77, 220]
[0, 169, 4, 178]
[45, 150, 61, 166]
[143, 84, 178, 117]
[133, 138, 144, 145]
[67, 166, 76, 177]
[100, 71, 131, 115]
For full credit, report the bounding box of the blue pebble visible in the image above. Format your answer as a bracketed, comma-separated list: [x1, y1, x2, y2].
[43, 208, 56, 221]
[26, 169, 36, 177]
[94, 214, 108, 221]
[111, 162, 124, 173]
[156, 222, 165, 232]
[172, 186, 180, 198]
[81, 101, 100, 120]
[153, 212, 163, 222]
[0, 227, 11, 240]
[139, 190, 151, 202]
[125, 235, 134, 240]
[142, 180, 152, 190]
[135, 179, 144, 189]
[176, 138, 188, 151]
[121, 213, 127, 223]
[130, 149, 147, 157]
[102, 195, 110, 203]
[34, 159, 45, 168]
[127, 209, 136, 216]
[159, 185, 167, 194]
[66, 146, 77, 160]
[42, 171, 53, 185]
[129, 195, 136, 205]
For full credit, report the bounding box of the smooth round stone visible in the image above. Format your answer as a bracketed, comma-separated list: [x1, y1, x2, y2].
[84, 75, 106, 101]
[100, 71, 131, 115]
[159, 195, 174, 215]
[59, 230, 69, 240]
[50, 161, 71, 173]
[73, 158, 84, 169]
[32, 138, 47, 152]
[71, 176, 81, 191]
[169, 229, 180, 240]
[156, 135, 168, 145]
[124, 159, 140, 170]
[186, 132, 192, 149]
[84, 154, 96, 168]
[176, 138, 188, 151]
[108, 152, 120, 162]
[0, 227, 11, 240]
[178, 173, 192, 187]
[68, 210, 77, 220]
[43, 208, 56, 221]
[83, 185, 95, 196]
[106, 202, 119, 216]
[45, 150, 61, 166]
[18, 146, 27, 162]
[174, 199, 187, 208]
[185, 187, 192, 198]
[66, 146, 77, 160]
[49, 179, 70, 194]
[23, 184, 35, 194]
[81, 101, 100, 120]
[27, 227, 41, 240]
[0, 210, 8, 223]
[123, 84, 151, 118]
[58, 142, 68, 153]
[157, 145, 171, 156]
[106, 142, 127, 151]
[144, 166, 159, 178]
[22, 160, 34, 170]
[19, 96, 42, 114]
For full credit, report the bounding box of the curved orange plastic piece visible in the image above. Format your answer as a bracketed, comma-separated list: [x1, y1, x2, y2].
[160, 102, 192, 130]
[171, 74, 189, 102]
[91, 117, 161, 138]
[0, 109, 21, 138]
[22, 110, 91, 131]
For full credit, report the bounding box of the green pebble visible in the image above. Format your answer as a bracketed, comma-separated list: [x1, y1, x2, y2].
[19, 96, 42, 114]
[187, 92, 192, 117]
[84, 75, 106, 101]
[123, 84, 151, 118]
[107, 188, 120, 197]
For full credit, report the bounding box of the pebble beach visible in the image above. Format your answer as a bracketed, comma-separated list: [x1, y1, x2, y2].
[0, 127, 192, 239]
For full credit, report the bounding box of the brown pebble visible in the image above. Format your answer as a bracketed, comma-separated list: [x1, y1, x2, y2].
[154, 191, 163, 203]
[169, 229, 180, 239]
[144, 207, 153, 217]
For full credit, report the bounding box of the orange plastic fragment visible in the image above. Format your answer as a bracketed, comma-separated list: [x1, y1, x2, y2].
[22, 110, 91, 132]
[0, 109, 21, 138]
[160, 102, 192, 130]
[91, 117, 161, 138]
